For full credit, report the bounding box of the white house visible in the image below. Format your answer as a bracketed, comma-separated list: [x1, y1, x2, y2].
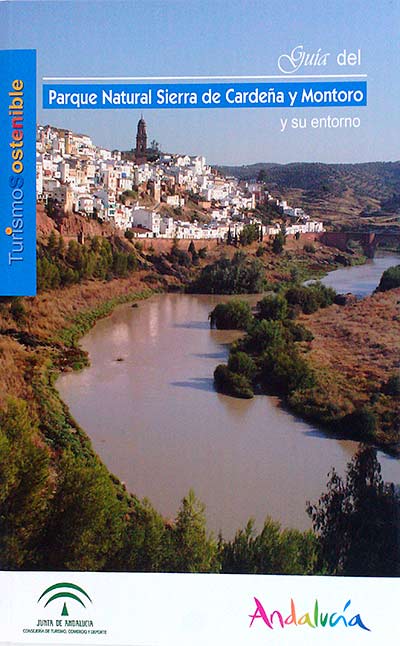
[132, 208, 160, 236]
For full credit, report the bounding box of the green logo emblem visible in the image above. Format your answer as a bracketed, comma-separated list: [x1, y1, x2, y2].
[37, 583, 92, 617]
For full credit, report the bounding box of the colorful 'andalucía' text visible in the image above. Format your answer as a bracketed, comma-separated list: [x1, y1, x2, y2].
[249, 597, 371, 632]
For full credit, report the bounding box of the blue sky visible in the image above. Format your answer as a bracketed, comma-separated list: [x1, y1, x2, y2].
[2, 0, 399, 164]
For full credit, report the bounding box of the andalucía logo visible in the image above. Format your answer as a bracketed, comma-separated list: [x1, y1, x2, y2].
[22, 581, 108, 638]
[249, 597, 371, 632]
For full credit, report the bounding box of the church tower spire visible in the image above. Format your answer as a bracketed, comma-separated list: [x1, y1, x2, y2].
[135, 115, 147, 163]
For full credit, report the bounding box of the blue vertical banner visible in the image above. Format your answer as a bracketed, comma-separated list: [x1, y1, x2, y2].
[0, 49, 36, 296]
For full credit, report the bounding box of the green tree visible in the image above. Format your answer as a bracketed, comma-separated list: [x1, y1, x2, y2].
[171, 490, 219, 572]
[58, 235, 66, 257]
[188, 240, 199, 264]
[37, 257, 61, 290]
[383, 373, 400, 396]
[227, 351, 257, 381]
[340, 406, 377, 440]
[260, 347, 315, 395]
[307, 446, 400, 576]
[124, 229, 134, 241]
[47, 230, 58, 256]
[190, 253, 265, 294]
[90, 236, 101, 252]
[284, 320, 314, 342]
[214, 364, 254, 399]
[285, 283, 335, 315]
[221, 517, 317, 574]
[45, 197, 58, 219]
[112, 499, 171, 572]
[209, 300, 253, 330]
[308, 282, 336, 308]
[239, 224, 260, 246]
[272, 232, 285, 254]
[36, 452, 126, 571]
[377, 265, 400, 291]
[256, 294, 288, 321]
[239, 319, 285, 355]
[0, 399, 51, 569]
[66, 240, 84, 272]
[112, 251, 129, 277]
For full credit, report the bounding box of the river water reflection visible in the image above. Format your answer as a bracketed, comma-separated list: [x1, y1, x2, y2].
[57, 254, 400, 537]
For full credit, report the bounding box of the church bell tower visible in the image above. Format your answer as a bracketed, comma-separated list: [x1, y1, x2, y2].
[135, 116, 147, 163]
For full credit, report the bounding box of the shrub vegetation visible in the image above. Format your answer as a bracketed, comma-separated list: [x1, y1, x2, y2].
[209, 300, 253, 330]
[376, 265, 400, 292]
[189, 252, 266, 294]
[37, 234, 138, 291]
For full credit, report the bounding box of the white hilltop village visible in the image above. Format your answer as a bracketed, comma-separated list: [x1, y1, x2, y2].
[36, 118, 324, 241]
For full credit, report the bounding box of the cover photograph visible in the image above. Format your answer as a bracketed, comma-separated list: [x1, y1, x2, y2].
[0, 0, 399, 644]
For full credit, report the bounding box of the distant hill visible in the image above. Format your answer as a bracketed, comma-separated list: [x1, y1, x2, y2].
[215, 162, 400, 227]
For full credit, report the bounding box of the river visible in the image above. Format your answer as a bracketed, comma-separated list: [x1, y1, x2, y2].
[57, 253, 400, 537]
[318, 252, 400, 297]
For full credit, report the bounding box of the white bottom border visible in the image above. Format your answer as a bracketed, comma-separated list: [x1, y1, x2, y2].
[1, 571, 398, 645]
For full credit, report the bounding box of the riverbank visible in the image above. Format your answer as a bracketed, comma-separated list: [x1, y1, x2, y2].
[0, 271, 161, 406]
[293, 286, 400, 451]
[210, 283, 399, 454]
[0, 271, 161, 496]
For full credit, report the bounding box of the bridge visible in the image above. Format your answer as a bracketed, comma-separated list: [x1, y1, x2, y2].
[320, 230, 400, 258]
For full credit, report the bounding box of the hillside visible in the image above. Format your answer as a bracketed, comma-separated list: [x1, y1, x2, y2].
[215, 162, 400, 227]
[36, 203, 118, 240]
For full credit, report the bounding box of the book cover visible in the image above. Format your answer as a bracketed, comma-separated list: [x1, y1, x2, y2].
[0, 1, 399, 644]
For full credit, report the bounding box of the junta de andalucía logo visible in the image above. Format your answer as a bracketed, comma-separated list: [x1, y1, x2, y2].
[22, 581, 107, 637]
